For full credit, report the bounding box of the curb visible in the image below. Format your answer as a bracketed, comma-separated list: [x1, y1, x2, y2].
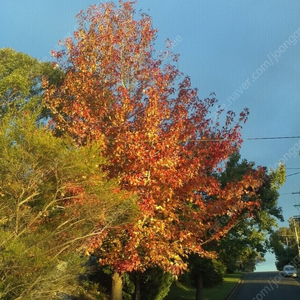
[225, 273, 247, 300]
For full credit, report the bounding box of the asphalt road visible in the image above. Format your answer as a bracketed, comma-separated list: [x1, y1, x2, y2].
[228, 271, 300, 300]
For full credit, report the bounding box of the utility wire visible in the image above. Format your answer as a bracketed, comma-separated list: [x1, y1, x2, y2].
[191, 135, 300, 142]
[245, 135, 300, 141]
[287, 171, 300, 177]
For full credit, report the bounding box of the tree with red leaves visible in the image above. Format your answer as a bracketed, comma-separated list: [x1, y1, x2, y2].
[44, 2, 265, 299]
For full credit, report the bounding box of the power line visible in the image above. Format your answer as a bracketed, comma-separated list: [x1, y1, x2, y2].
[191, 135, 300, 142]
[245, 135, 300, 141]
[287, 172, 300, 177]
[279, 191, 300, 196]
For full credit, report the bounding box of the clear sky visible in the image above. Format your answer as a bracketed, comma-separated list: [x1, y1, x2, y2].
[1, 0, 300, 271]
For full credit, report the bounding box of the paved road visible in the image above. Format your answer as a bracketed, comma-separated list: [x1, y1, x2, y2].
[228, 271, 300, 300]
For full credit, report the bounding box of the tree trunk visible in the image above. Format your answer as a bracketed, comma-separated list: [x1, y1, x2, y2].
[195, 273, 203, 300]
[111, 271, 123, 300]
[134, 273, 141, 300]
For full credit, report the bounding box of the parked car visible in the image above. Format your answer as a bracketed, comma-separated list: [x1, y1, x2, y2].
[283, 265, 298, 277]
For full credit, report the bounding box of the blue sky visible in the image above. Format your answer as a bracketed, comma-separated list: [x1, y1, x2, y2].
[1, 0, 300, 271]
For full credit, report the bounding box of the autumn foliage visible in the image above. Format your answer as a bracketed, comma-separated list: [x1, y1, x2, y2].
[44, 1, 265, 275]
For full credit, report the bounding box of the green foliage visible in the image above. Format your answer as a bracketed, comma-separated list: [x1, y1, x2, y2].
[0, 89, 138, 299]
[0, 48, 40, 98]
[212, 259, 227, 279]
[76, 280, 109, 300]
[217, 152, 285, 272]
[122, 273, 135, 300]
[269, 162, 286, 190]
[187, 256, 225, 288]
[270, 223, 299, 270]
[139, 268, 174, 300]
[0, 112, 80, 298]
[0, 47, 63, 119]
[0, 228, 88, 299]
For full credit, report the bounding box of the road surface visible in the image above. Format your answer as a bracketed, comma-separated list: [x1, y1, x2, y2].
[228, 271, 300, 300]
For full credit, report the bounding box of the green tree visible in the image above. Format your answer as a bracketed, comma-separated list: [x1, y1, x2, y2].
[0, 48, 138, 300]
[270, 221, 299, 270]
[0, 105, 138, 300]
[137, 268, 173, 300]
[0, 47, 62, 119]
[216, 153, 285, 273]
[186, 255, 226, 300]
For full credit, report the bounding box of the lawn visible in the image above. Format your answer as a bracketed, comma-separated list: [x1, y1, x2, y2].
[164, 273, 243, 300]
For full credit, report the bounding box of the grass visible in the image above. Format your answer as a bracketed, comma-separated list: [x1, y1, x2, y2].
[164, 273, 243, 300]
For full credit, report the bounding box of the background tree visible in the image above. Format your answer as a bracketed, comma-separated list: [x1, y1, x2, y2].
[44, 2, 265, 299]
[185, 255, 226, 300]
[216, 153, 285, 273]
[0, 47, 62, 119]
[270, 219, 300, 270]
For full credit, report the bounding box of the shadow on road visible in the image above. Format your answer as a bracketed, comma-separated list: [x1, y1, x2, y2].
[228, 271, 300, 300]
